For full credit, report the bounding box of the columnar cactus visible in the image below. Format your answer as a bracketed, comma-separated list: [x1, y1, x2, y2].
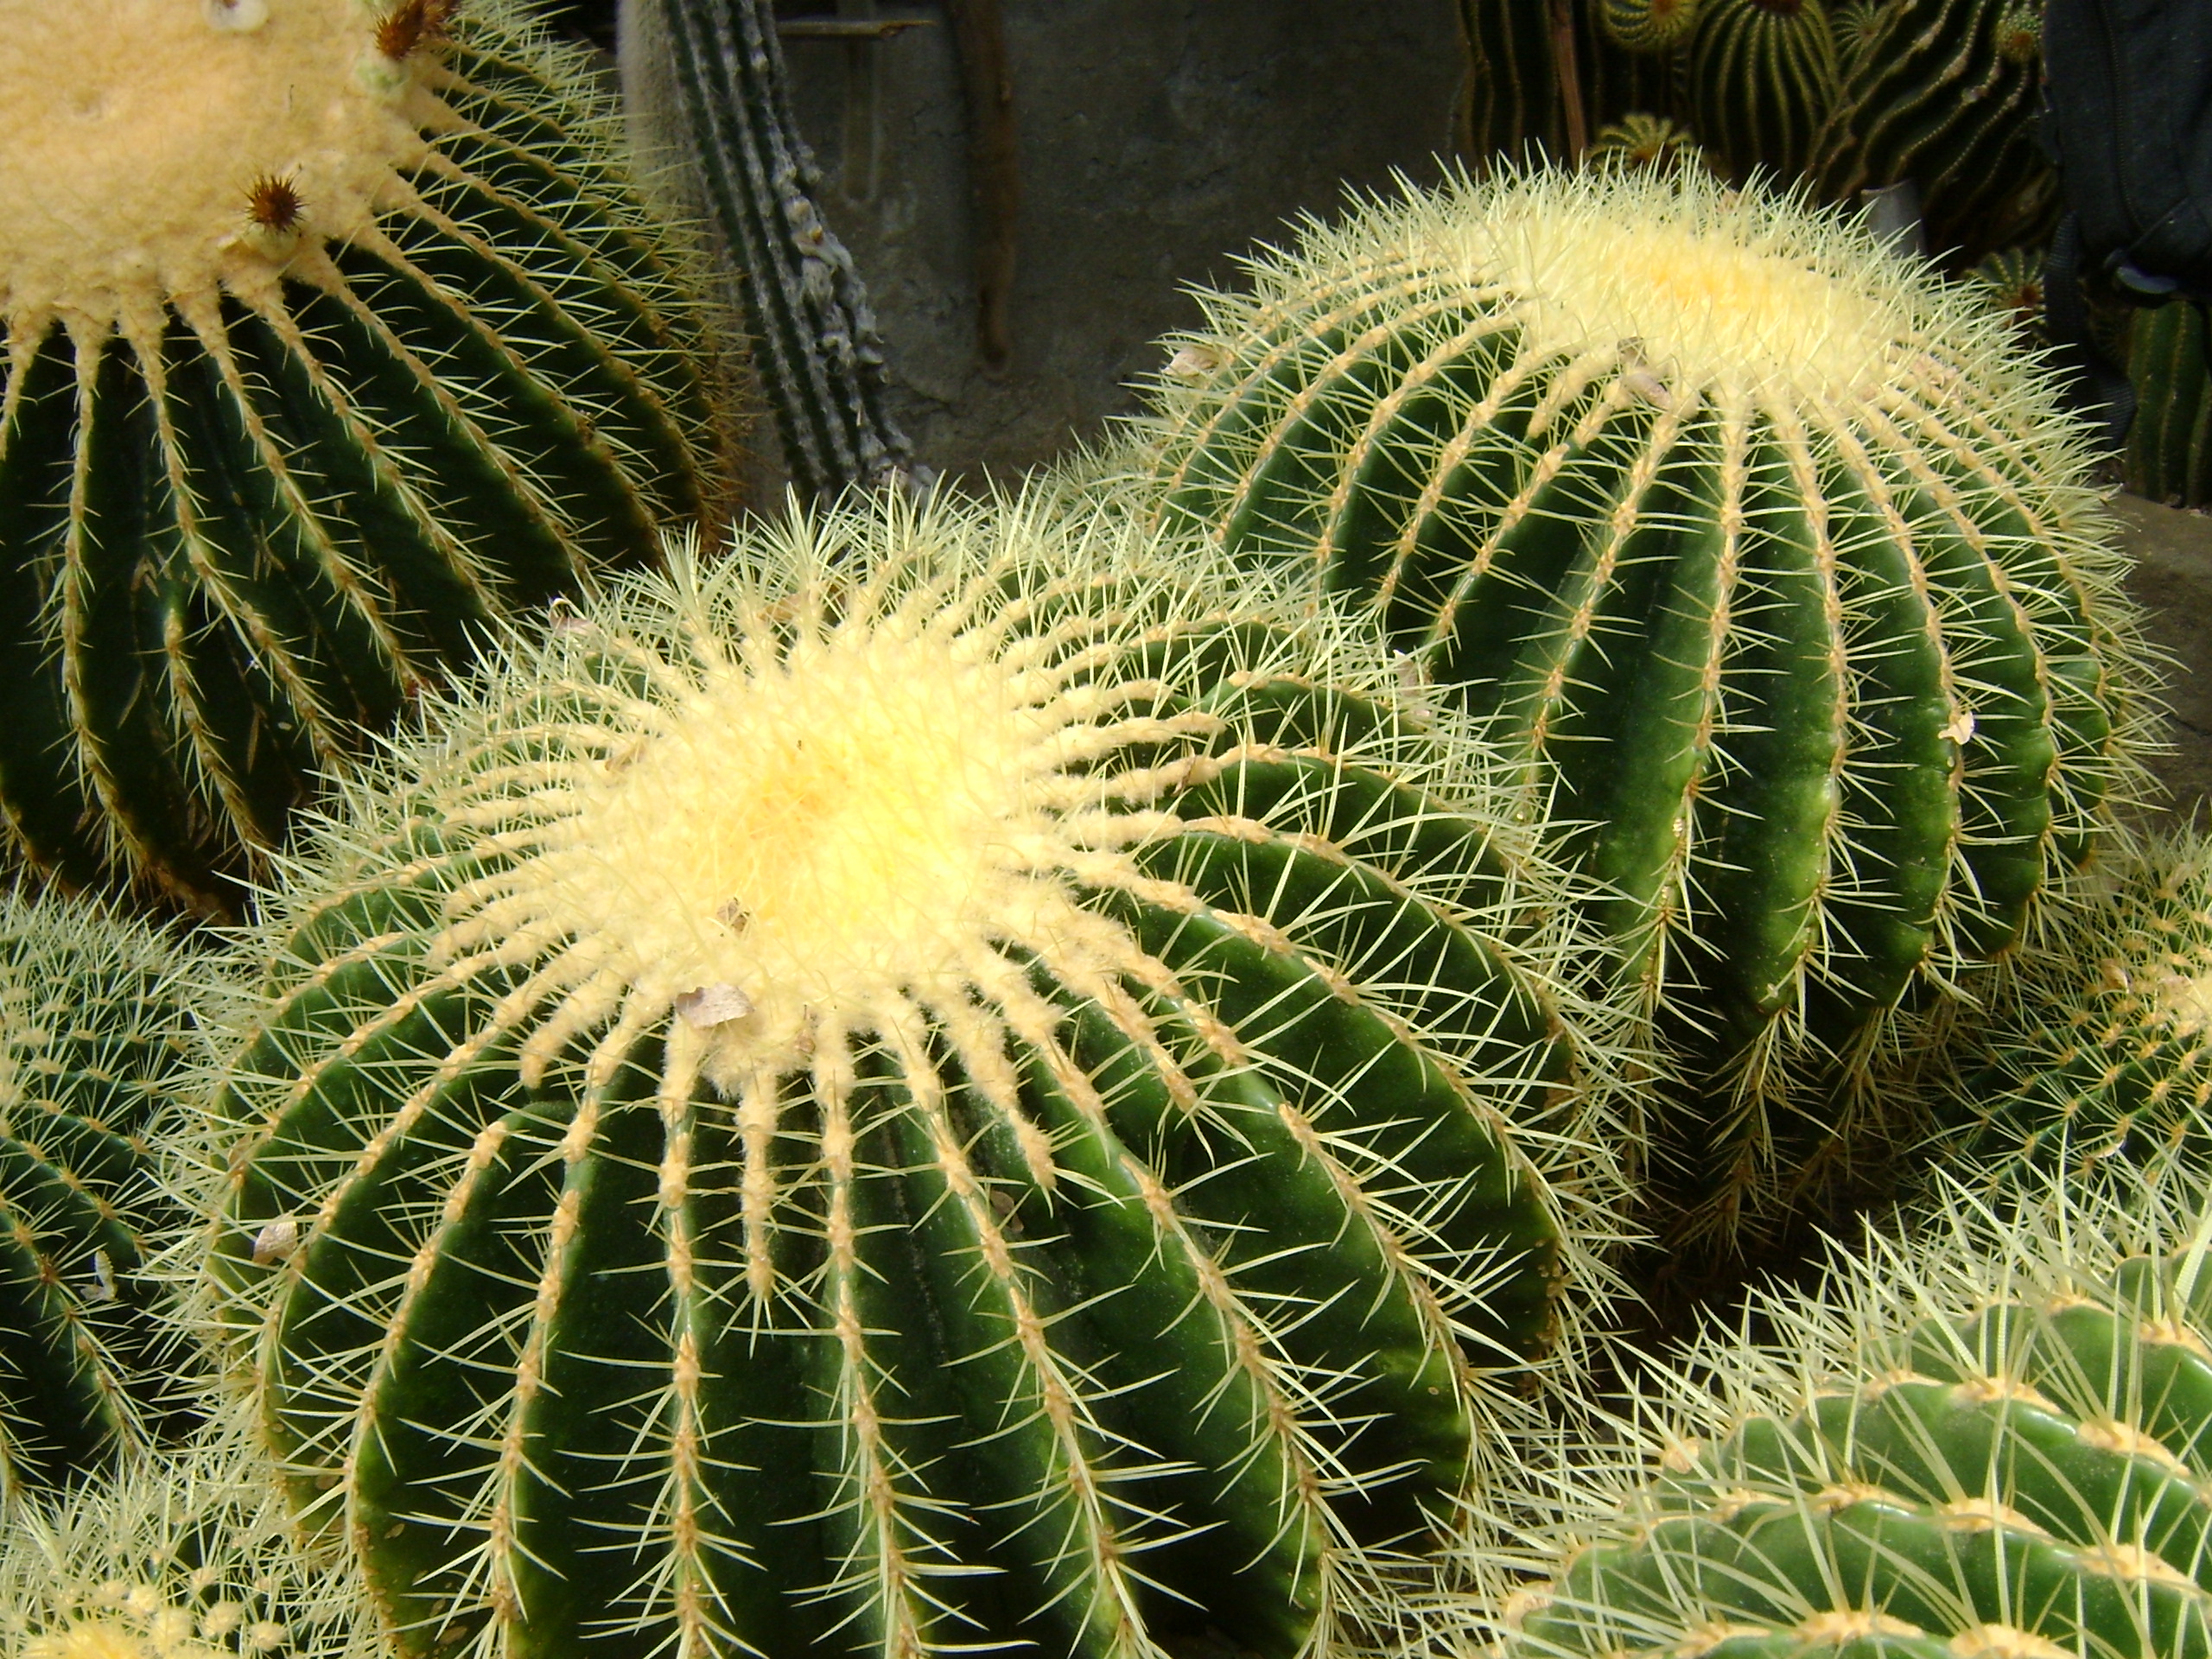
[2126, 302, 2212, 509]
[0, 1433, 384, 1659]
[192, 494, 1634, 1659]
[1465, 1168, 2212, 1659]
[1927, 830, 2212, 1198]
[0, 0, 733, 918]
[1685, 0, 1840, 181]
[0, 889, 201, 1502]
[1809, 0, 2056, 269]
[1106, 165, 2154, 1255]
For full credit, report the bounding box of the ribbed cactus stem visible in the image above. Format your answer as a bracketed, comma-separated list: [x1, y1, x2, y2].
[653, 0, 913, 498]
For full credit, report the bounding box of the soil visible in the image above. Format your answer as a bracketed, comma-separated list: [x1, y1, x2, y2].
[2113, 490, 2212, 823]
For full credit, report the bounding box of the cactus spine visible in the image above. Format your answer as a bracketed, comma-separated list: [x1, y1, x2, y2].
[0, 0, 732, 918]
[192, 493, 1632, 1659]
[0, 889, 200, 1502]
[2125, 301, 2212, 509]
[1809, 0, 2056, 268]
[1685, 0, 1840, 181]
[1109, 164, 2154, 1256]
[1927, 831, 2212, 1198]
[1469, 1170, 2212, 1659]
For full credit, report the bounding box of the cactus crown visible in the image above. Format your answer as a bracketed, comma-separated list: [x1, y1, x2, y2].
[1, 0, 444, 339]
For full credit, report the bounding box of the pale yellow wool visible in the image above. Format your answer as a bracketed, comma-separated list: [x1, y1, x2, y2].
[0, 0, 436, 340]
[1439, 172, 1904, 402]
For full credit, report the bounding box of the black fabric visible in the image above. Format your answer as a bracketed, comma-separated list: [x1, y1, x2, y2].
[2038, 0, 2212, 443]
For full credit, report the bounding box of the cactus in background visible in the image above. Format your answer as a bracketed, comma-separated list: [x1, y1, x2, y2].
[1597, 0, 1703, 54]
[1464, 1167, 2212, 1659]
[190, 493, 1635, 1659]
[622, 0, 914, 499]
[2126, 302, 2212, 508]
[1588, 112, 1706, 173]
[1809, 0, 2056, 269]
[1967, 245, 2049, 347]
[0, 889, 202, 1503]
[1685, 0, 1840, 181]
[1103, 165, 2155, 1259]
[0, 0, 732, 918]
[0, 1432, 384, 1659]
[1457, 1, 1676, 166]
[1923, 830, 2212, 1198]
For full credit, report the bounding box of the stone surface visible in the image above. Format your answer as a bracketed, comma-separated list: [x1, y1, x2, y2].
[623, 0, 1467, 490]
[2114, 490, 2212, 823]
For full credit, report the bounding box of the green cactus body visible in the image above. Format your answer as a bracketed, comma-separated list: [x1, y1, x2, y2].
[1809, 0, 2056, 269]
[2125, 302, 2212, 509]
[1589, 112, 1707, 174]
[1967, 245, 2048, 349]
[1685, 0, 1839, 181]
[1483, 1173, 2212, 1659]
[1929, 833, 2212, 1197]
[194, 496, 1630, 1659]
[1115, 166, 2152, 1253]
[0, 0, 731, 918]
[0, 891, 200, 1502]
[1456, 1, 1675, 165]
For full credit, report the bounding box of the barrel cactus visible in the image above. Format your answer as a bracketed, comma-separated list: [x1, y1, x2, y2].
[0, 0, 733, 918]
[0, 888, 204, 1503]
[188, 493, 1633, 1659]
[1924, 830, 2212, 1198]
[1685, 0, 1840, 181]
[1106, 163, 2154, 1255]
[1597, 0, 1703, 55]
[0, 1433, 383, 1659]
[1463, 1166, 2212, 1659]
[1808, 0, 2057, 269]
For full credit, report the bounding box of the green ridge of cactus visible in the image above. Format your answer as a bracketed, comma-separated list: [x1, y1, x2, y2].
[188, 492, 1637, 1659]
[1589, 112, 1707, 174]
[1808, 0, 2056, 270]
[1100, 164, 2156, 1257]
[1457, 1168, 2212, 1659]
[1456, 1, 1676, 166]
[0, 888, 202, 1503]
[1925, 831, 2212, 1198]
[0, 1431, 385, 1659]
[1685, 0, 1840, 182]
[2125, 302, 2212, 509]
[1598, 0, 1704, 55]
[0, 0, 734, 918]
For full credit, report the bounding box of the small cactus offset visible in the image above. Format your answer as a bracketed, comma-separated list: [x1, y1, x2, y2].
[1597, 0, 1703, 55]
[0, 889, 202, 1502]
[1967, 245, 2048, 349]
[2125, 301, 2212, 509]
[0, 0, 734, 918]
[1684, 0, 1840, 181]
[1926, 830, 2212, 1198]
[0, 1433, 385, 1659]
[1588, 112, 1707, 175]
[191, 494, 1634, 1659]
[1464, 1168, 2212, 1659]
[1102, 164, 2155, 1256]
[1809, 0, 2057, 269]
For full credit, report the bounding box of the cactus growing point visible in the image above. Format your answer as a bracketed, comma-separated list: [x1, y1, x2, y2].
[191, 493, 1636, 1659]
[0, 0, 732, 917]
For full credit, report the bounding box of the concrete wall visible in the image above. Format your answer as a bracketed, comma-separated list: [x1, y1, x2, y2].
[626, 0, 1468, 492]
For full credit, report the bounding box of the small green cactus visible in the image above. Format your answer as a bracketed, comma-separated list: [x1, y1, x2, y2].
[0, 0, 734, 917]
[1809, 0, 2057, 269]
[191, 493, 1635, 1659]
[0, 888, 202, 1503]
[0, 1433, 384, 1659]
[1597, 0, 1703, 54]
[2125, 302, 2212, 509]
[1588, 112, 1707, 174]
[1101, 163, 2155, 1257]
[1684, 0, 1840, 181]
[1459, 1167, 2212, 1659]
[1967, 245, 2048, 349]
[1925, 830, 2212, 1198]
